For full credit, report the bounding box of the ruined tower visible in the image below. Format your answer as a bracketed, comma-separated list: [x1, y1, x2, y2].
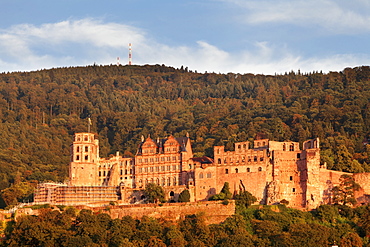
[69, 132, 99, 186]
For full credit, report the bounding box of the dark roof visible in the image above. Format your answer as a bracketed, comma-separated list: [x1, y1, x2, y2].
[192, 156, 214, 164]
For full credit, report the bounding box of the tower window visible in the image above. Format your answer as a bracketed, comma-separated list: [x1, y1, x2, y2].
[247, 167, 250, 172]
[85, 155, 89, 161]
[85, 146, 88, 152]
[225, 169, 229, 174]
[290, 176, 293, 181]
[292, 188, 296, 192]
[235, 168, 239, 173]
[76, 155, 80, 161]
[258, 167, 262, 172]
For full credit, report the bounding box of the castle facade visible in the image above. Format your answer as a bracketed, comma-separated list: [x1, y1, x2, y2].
[34, 133, 370, 209]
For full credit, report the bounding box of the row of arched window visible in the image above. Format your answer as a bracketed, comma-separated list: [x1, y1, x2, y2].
[76, 145, 90, 153]
[224, 167, 263, 174]
[137, 177, 178, 187]
[217, 156, 264, 164]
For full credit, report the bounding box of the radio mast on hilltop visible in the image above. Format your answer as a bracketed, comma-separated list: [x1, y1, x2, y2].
[117, 57, 120, 66]
[128, 43, 132, 65]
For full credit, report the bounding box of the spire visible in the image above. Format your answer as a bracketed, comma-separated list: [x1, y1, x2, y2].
[88, 118, 92, 133]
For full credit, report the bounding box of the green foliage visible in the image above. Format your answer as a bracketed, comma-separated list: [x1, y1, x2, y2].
[144, 183, 165, 203]
[209, 182, 232, 201]
[178, 189, 191, 203]
[234, 190, 257, 213]
[4, 202, 370, 246]
[332, 174, 361, 206]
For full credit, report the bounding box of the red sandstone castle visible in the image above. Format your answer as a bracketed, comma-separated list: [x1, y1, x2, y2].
[34, 132, 370, 209]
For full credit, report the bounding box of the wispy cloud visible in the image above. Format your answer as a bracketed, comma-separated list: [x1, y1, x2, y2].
[222, 0, 370, 34]
[0, 18, 368, 74]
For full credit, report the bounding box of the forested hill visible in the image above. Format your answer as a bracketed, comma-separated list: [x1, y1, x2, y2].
[0, 64, 370, 207]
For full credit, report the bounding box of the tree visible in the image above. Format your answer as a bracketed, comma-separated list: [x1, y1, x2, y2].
[144, 183, 165, 203]
[332, 174, 361, 206]
[339, 232, 362, 247]
[209, 182, 232, 201]
[178, 189, 191, 203]
[234, 190, 257, 213]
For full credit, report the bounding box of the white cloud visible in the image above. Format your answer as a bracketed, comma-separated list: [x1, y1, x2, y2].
[0, 18, 146, 71]
[0, 18, 368, 75]
[221, 0, 370, 34]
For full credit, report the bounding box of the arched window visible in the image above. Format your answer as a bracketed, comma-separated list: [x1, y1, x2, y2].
[199, 173, 204, 179]
[218, 158, 221, 164]
[76, 146, 80, 152]
[258, 167, 262, 172]
[235, 168, 239, 173]
[207, 173, 212, 178]
[247, 167, 250, 172]
[156, 178, 160, 185]
[290, 143, 294, 151]
[283, 143, 286, 151]
[162, 178, 166, 186]
[225, 169, 229, 174]
[173, 177, 177, 186]
[243, 144, 246, 149]
[170, 191, 175, 197]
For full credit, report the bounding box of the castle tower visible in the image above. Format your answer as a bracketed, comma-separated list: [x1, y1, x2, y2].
[69, 133, 99, 186]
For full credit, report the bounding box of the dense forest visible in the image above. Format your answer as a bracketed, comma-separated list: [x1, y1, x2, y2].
[2, 202, 369, 246]
[0, 64, 370, 208]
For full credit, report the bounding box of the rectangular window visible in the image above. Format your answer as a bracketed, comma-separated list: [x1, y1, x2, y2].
[290, 176, 293, 181]
[292, 188, 296, 192]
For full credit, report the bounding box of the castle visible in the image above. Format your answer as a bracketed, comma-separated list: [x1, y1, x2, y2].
[34, 132, 370, 209]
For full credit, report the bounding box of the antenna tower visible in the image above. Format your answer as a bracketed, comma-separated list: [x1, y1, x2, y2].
[128, 43, 132, 65]
[117, 57, 120, 66]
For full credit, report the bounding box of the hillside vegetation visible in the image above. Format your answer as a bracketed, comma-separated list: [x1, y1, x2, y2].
[0, 64, 370, 207]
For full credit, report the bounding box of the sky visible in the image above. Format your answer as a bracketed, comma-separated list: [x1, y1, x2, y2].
[1, 0, 370, 75]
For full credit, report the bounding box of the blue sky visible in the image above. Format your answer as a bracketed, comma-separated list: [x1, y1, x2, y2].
[1, 0, 370, 74]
